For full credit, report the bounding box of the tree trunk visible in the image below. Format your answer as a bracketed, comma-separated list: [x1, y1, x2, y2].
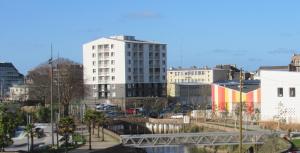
[65, 133, 68, 153]
[101, 126, 104, 142]
[64, 104, 69, 116]
[88, 123, 92, 150]
[92, 122, 95, 135]
[97, 125, 100, 138]
[30, 133, 34, 152]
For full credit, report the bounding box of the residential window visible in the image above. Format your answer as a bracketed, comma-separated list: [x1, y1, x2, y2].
[92, 45, 95, 50]
[128, 52, 131, 56]
[128, 68, 131, 72]
[278, 87, 283, 97]
[112, 76, 115, 81]
[111, 60, 115, 65]
[111, 44, 114, 49]
[111, 68, 115, 73]
[93, 77, 96, 81]
[92, 53, 96, 58]
[128, 76, 131, 80]
[128, 60, 131, 64]
[111, 92, 116, 97]
[92, 61, 96, 66]
[290, 87, 296, 97]
[127, 44, 131, 48]
[111, 52, 115, 57]
[93, 69, 96, 73]
[162, 53, 166, 58]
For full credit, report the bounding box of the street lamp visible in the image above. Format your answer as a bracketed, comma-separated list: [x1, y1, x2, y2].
[48, 46, 54, 146]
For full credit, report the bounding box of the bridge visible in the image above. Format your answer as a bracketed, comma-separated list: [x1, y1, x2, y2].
[120, 131, 281, 148]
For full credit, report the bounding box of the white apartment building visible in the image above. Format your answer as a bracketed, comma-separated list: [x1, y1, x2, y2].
[83, 35, 167, 100]
[261, 70, 300, 123]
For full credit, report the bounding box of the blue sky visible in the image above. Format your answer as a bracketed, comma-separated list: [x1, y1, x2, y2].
[1, 0, 300, 74]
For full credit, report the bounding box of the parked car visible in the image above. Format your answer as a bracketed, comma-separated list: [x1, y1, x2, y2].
[170, 113, 184, 119]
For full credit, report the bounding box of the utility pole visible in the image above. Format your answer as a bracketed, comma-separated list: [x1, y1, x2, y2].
[239, 68, 243, 153]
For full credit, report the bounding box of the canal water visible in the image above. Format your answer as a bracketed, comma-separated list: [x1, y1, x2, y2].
[145, 146, 192, 153]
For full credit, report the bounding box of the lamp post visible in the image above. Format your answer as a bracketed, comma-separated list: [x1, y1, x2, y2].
[49, 46, 54, 146]
[239, 69, 243, 153]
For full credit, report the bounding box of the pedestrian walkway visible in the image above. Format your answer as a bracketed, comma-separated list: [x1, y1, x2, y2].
[69, 128, 120, 153]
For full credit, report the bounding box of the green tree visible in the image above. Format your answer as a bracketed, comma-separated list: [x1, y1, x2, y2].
[0, 105, 18, 151]
[94, 111, 106, 141]
[58, 117, 75, 153]
[84, 109, 96, 150]
[25, 123, 36, 152]
[34, 107, 51, 123]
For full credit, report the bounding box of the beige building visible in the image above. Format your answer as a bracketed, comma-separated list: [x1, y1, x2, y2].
[290, 54, 300, 71]
[167, 67, 229, 97]
[9, 85, 29, 101]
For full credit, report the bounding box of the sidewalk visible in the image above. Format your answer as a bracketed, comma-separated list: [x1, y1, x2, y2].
[69, 128, 120, 153]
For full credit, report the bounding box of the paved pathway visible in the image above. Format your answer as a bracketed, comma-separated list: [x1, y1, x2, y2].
[69, 128, 120, 153]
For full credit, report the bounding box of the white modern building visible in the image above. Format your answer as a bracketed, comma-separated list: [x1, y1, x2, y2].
[261, 70, 300, 123]
[83, 35, 167, 102]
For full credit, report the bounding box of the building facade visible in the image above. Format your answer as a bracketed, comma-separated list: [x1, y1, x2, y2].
[211, 80, 261, 116]
[0, 62, 24, 99]
[167, 67, 229, 97]
[83, 35, 167, 102]
[9, 84, 29, 101]
[261, 70, 300, 123]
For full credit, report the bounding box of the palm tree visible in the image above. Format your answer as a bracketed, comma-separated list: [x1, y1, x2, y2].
[58, 117, 75, 153]
[25, 123, 36, 152]
[84, 109, 96, 150]
[94, 112, 106, 141]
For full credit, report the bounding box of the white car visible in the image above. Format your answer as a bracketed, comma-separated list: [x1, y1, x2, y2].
[171, 113, 184, 119]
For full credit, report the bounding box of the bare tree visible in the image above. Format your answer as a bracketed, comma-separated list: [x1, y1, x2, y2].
[26, 58, 84, 116]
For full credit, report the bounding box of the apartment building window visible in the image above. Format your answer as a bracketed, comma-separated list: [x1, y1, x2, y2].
[111, 60, 115, 65]
[162, 75, 166, 80]
[290, 87, 296, 97]
[111, 84, 115, 89]
[93, 77, 96, 81]
[92, 45, 95, 50]
[128, 76, 132, 80]
[149, 52, 153, 57]
[128, 52, 131, 56]
[92, 61, 96, 66]
[127, 44, 131, 48]
[111, 44, 114, 49]
[93, 69, 96, 73]
[162, 45, 166, 50]
[111, 52, 115, 57]
[111, 68, 115, 73]
[278, 87, 283, 97]
[162, 60, 166, 65]
[128, 60, 131, 64]
[111, 92, 116, 97]
[92, 53, 96, 58]
[111, 76, 115, 81]
[128, 68, 131, 72]
[162, 53, 166, 58]
[98, 45, 103, 50]
[128, 84, 131, 89]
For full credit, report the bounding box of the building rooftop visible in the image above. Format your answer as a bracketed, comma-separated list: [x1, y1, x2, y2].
[258, 66, 289, 71]
[214, 80, 260, 92]
[168, 66, 221, 71]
